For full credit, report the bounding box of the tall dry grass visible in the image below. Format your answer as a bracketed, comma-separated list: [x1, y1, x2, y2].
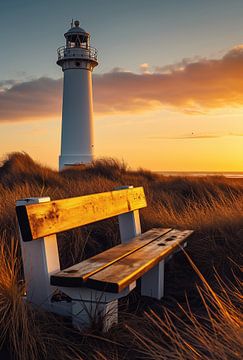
[0, 233, 86, 360]
[125, 258, 242, 360]
[0, 152, 242, 359]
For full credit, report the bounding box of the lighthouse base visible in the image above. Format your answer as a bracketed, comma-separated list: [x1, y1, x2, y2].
[59, 154, 93, 170]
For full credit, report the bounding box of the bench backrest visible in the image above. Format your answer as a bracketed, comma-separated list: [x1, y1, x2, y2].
[16, 187, 146, 242]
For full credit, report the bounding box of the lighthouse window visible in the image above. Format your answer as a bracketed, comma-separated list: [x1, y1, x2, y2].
[76, 62, 81, 67]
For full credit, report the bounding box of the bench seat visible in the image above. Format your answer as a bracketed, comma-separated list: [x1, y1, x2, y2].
[51, 228, 193, 292]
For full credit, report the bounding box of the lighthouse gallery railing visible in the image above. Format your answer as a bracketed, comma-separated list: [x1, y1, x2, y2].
[57, 45, 98, 62]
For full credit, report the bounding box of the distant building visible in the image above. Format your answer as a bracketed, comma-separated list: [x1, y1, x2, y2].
[57, 20, 98, 170]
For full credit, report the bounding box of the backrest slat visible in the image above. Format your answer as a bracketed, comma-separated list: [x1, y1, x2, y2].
[16, 187, 146, 242]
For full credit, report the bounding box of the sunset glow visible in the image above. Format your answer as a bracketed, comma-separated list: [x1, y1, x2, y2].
[1, 0, 243, 171]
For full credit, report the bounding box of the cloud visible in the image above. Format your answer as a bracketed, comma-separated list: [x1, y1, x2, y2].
[94, 45, 243, 114]
[109, 67, 131, 73]
[0, 77, 62, 122]
[0, 79, 19, 92]
[148, 132, 243, 140]
[94, 45, 243, 115]
[154, 55, 204, 73]
[139, 63, 151, 74]
[1, 45, 243, 122]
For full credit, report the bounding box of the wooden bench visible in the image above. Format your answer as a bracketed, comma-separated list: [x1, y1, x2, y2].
[16, 186, 193, 331]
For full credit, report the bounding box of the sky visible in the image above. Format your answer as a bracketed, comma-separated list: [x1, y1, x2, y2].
[1, 0, 243, 171]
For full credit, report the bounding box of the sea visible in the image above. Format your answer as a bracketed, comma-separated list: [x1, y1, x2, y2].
[156, 172, 243, 179]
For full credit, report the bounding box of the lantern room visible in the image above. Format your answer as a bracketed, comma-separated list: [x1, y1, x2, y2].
[64, 20, 90, 49]
[57, 20, 98, 68]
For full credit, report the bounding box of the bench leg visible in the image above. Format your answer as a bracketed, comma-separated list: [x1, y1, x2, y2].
[58, 285, 135, 332]
[115, 186, 141, 244]
[72, 299, 118, 332]
[16, 197, 60, 309]
[141, 260, 165, 300]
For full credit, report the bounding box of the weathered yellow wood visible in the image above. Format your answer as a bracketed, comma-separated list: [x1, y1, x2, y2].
[87, 230, 193, 292]
[16, 187, 146, 241]
[50, 228, 171, 287]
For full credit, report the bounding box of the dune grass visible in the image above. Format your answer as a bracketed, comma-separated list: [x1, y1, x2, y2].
[0, 152, 242, 359]
[125, 257, 242, 360]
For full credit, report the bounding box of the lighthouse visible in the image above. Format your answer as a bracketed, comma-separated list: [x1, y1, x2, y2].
[57, 20, 98, 170]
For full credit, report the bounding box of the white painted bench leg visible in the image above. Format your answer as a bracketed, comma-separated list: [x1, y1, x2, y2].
[72, 299, 118, 332]
[58, 284, 135, 331]
[117, 186, 168, 300]
[16, 197, 60, 310]
[141, 260, 165, 300]
[118, 210, 141, 243]
[115, 186, 141, 243]
[116, 186, 165, 300]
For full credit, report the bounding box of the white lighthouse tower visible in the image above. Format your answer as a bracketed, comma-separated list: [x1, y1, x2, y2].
[57, 20, 98, 170]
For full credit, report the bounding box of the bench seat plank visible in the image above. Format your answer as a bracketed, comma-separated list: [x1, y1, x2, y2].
[87, 229, 193, 293]
[50, 228, 171, 287]
[16, 187, 147, 242]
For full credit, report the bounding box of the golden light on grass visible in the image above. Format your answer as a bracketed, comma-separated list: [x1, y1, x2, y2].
[125, 260, 242, 360]
[0, 153, 242, 359]
[0, 235, 83, 359]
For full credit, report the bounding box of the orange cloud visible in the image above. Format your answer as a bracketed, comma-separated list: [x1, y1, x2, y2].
[94, 45, 243, 114]
[1, 45, 243, 122]
[0, 77, 62, 122]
